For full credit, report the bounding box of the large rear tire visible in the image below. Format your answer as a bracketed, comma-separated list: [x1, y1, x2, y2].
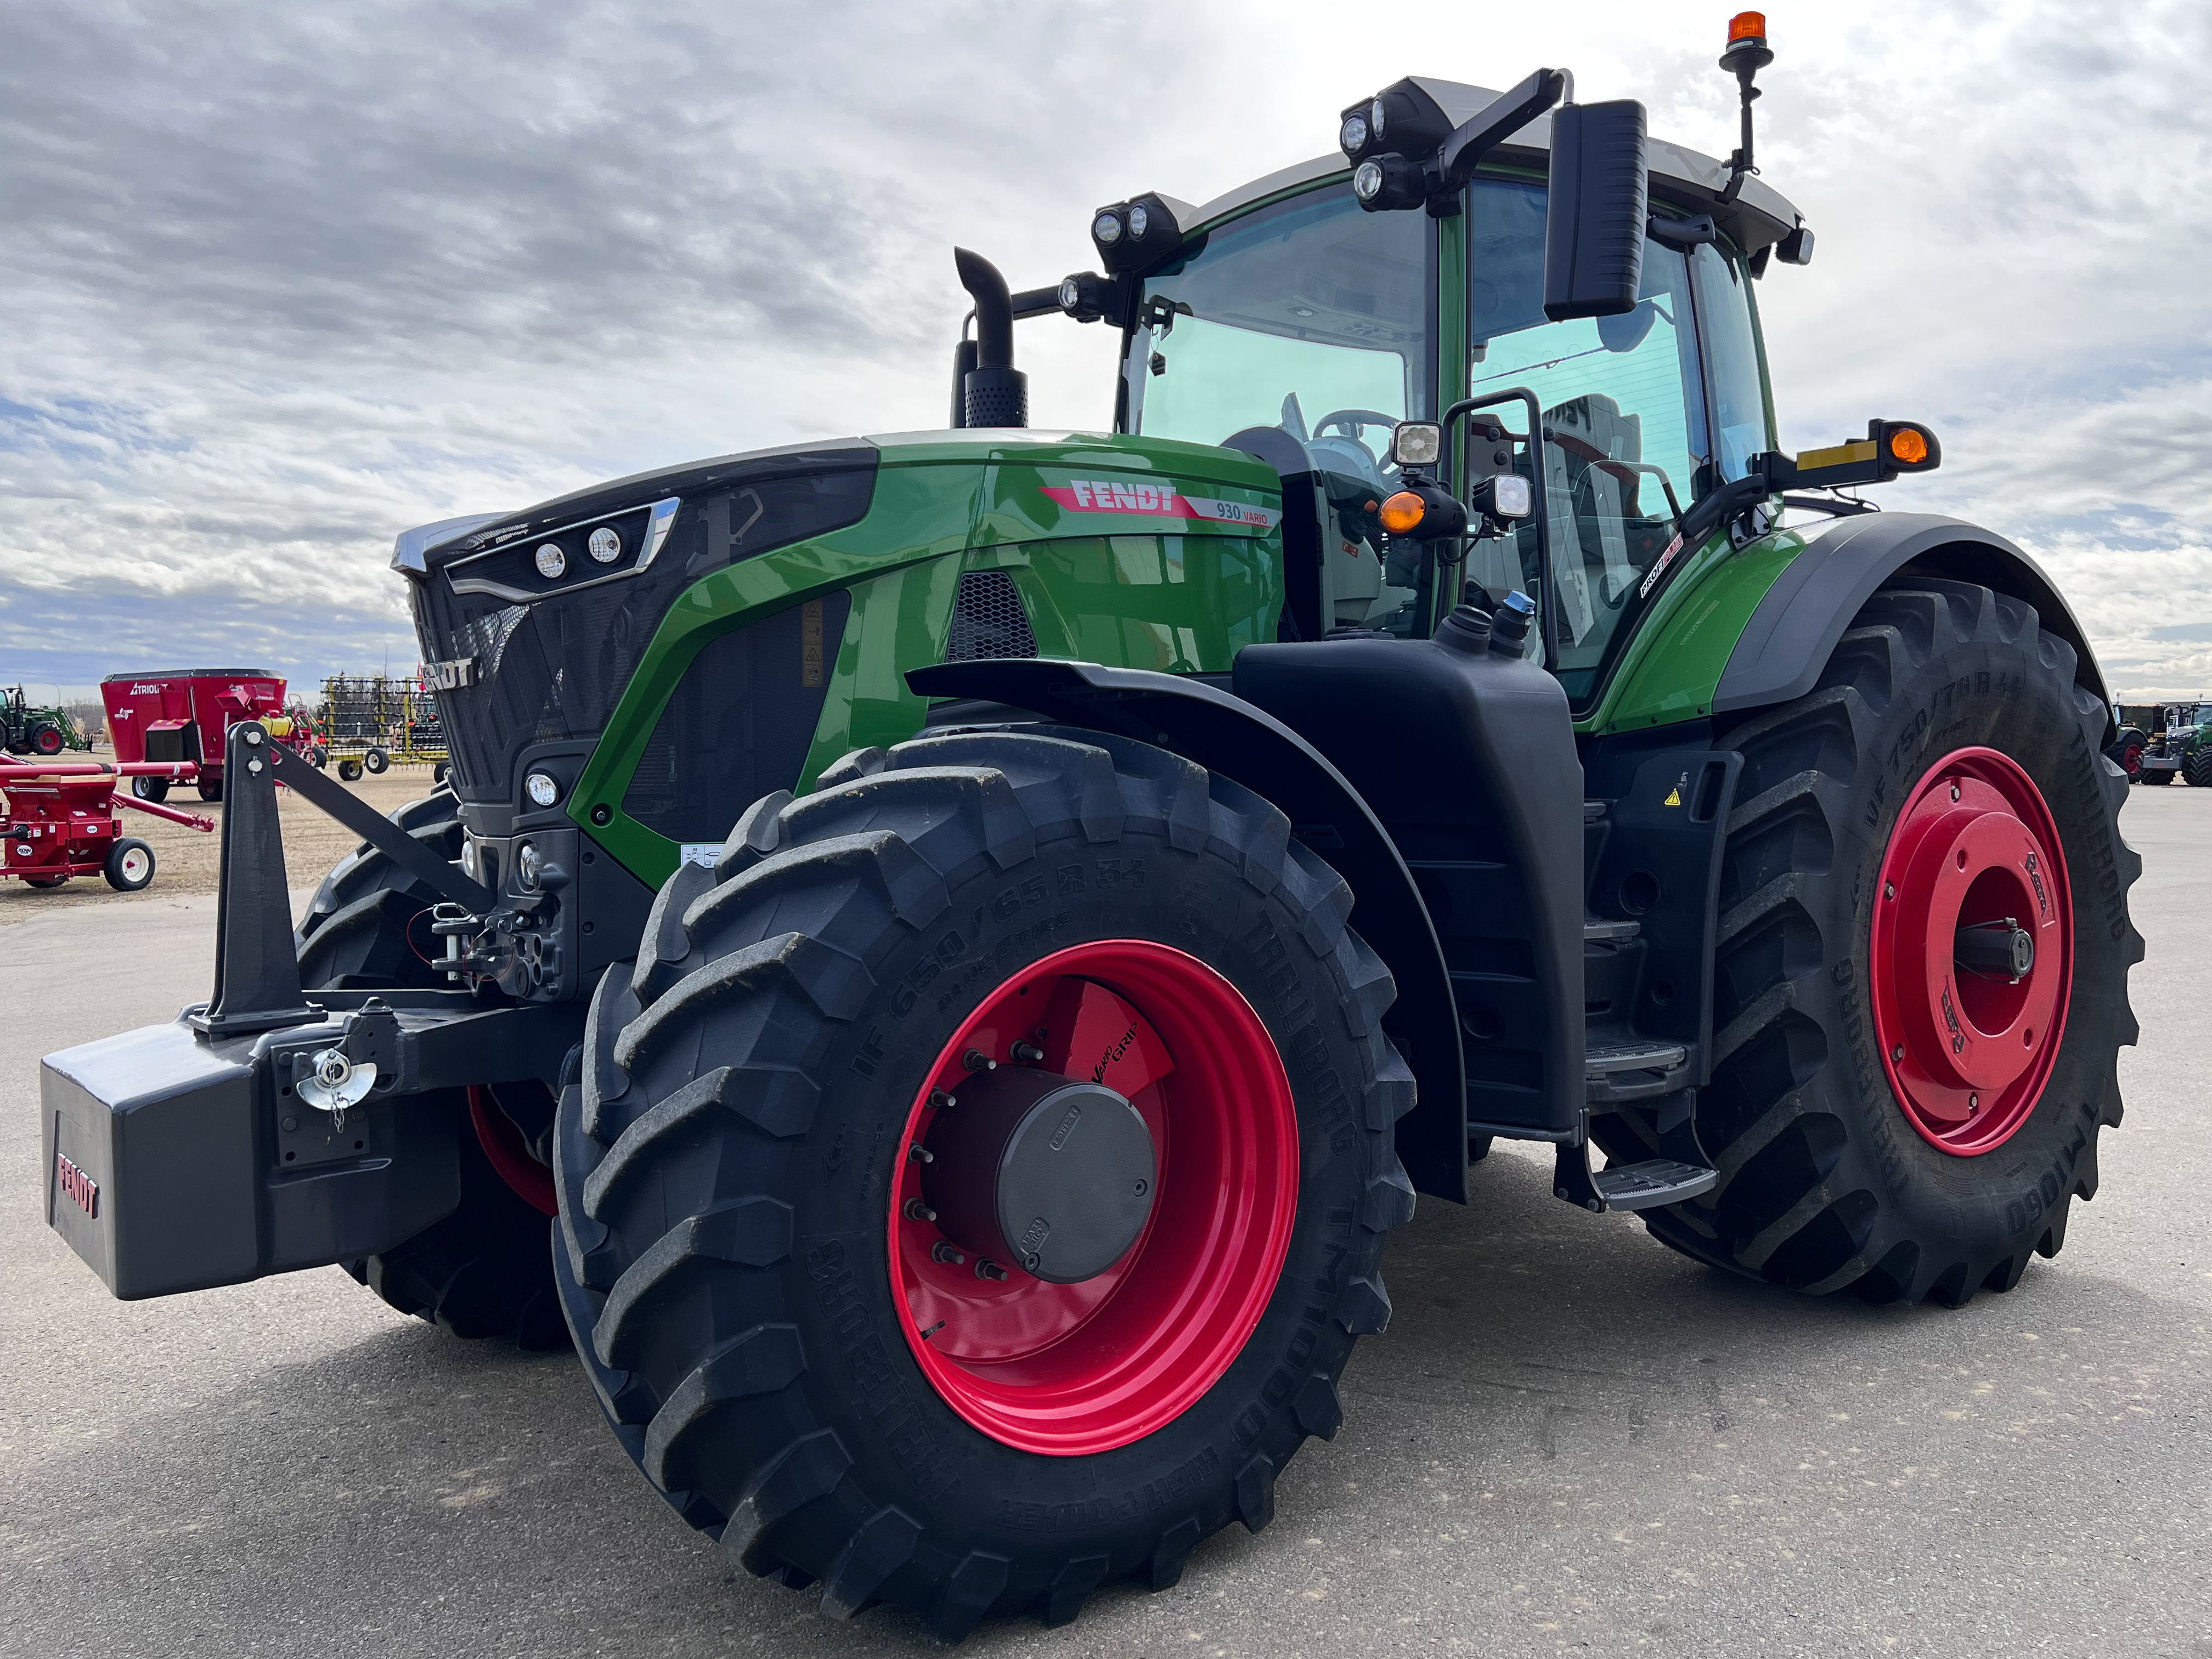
[553, 727, 1415, 1635]
[1627, 581, 2140, 1304]
[2183, 749, 2212, 788]
[297, 787, 567, 1349]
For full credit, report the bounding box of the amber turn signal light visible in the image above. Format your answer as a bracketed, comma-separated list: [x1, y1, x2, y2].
[1379, 492, 1427, 535]
[1887, 427, 1930, 465]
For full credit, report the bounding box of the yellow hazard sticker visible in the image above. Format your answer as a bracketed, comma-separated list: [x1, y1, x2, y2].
[1663, 786, 1683, 807]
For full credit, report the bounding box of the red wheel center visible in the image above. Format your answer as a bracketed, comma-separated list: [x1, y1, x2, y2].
[890, 940, 1299, 1456]
[1870, 748, 2071, 1155]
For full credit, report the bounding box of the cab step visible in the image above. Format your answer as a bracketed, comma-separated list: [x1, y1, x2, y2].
[1584, 1039, 1693, 1104]
[1552, 1144, 1719, 1213]
[1590, 1158, 1717, 1210]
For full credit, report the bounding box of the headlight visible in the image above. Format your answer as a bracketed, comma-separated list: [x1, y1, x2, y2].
[587, 526, 622, 563]
[1353, 161, 1384, 203]
[1128, 203, 1150, 239]
[524, 770, 561, 809]
[1491, 475, 1534, 518]
[1339, 112, 1368, 156]
[1370, 96, 1386, 138]
[516, 840, 545, 891]
[1092, 211, 1124, 246]
[1059, 276, 1082, 310]
[1389, 421, 1443, 468]
[534, 542, 566, 578]
[462, 838, 481, 879]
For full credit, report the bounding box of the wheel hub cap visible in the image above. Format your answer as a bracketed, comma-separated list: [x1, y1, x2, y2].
[1870, 747, 2072, 1155]
[922, 1070, 1157, 1284]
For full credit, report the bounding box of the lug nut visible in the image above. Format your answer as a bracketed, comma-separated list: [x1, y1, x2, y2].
[963, 1049, 996, 1073]
[932, 1241, 966, 1266]
[904, 1198, 938, 1222]
[975, 1258, 1009, 1282]
[1884, 883, 1895, 900]
[929, 1089, 956, 1110]
[1968, 1093, 1979, 1111]
[1009, 1040, 1045, 1064]
[1892, 1045, 1905, 1062]
[907, 1143, 934, 1164]
[1950, 783, 1961, 802]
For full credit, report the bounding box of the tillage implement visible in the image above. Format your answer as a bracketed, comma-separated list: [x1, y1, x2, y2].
[42, 16, 2140, 1638]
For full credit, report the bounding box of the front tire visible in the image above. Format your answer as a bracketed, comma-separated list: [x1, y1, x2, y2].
[2184, 749, 2212, 788]
[554, 727, 1415, 1635]
[1635, 581, 2140, 1304]
[131, 776, 170, 803]
[363, 746, 389, 775]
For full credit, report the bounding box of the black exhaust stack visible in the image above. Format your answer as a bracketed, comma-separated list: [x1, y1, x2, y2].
[953, 248, 1028, 428]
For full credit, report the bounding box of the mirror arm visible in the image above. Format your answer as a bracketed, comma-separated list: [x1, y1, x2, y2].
[1432, 68, 1568, 201]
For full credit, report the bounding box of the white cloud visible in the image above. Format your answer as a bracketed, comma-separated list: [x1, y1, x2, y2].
[2, 0, 2208, 697]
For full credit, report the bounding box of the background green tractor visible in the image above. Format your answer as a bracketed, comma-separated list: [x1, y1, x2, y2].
[2128, 701, 2209, 786]
[2, 685, 92, 757]
[43, 20, 2141, 1640]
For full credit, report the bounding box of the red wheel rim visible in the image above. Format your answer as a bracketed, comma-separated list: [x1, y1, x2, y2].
[1869, 747, 2071, 1156]
[890, 940, 1299, 1456]
[469, 1085, 558, 1216]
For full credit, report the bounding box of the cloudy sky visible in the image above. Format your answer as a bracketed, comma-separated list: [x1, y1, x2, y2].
[3, 0, 2207, 701]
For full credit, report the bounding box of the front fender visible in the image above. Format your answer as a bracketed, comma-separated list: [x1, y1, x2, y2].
[907, 658, 1469, 1203]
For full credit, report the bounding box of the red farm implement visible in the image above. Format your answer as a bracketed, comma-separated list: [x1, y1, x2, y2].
[100, 669, 326, 804]
[0, 760, 212, 891]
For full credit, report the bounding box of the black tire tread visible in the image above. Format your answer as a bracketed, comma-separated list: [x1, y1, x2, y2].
[559, 724, 1417, 1632]
[1637, 580, 2141, 1305]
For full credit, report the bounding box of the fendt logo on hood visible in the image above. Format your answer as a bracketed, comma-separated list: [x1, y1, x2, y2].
[422, 657, 477, 691]
[1043, 478, 1280, 532]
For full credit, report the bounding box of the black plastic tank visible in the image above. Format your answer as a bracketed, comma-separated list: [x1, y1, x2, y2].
[1232, 600, 1585, 1137]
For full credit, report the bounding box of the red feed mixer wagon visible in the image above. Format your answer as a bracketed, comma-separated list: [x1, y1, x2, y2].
[101, 669, 325, 802]
[0, 758, 211, 891]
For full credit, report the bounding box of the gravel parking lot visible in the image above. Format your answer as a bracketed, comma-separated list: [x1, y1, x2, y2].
[2, 788, 2206, 1659]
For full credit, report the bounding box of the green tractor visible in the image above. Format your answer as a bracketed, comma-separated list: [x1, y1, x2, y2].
[2, 685, 92, 757]
[2130, 701, 2209, 786]
[43, 21, 2141, 1639]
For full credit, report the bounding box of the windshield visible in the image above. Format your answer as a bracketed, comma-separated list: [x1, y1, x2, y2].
[1128, 184, 1433, 636]
[1457, 176, 1768, 706]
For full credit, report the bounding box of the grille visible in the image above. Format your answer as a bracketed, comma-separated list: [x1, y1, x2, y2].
[943, 570, 1039, 662]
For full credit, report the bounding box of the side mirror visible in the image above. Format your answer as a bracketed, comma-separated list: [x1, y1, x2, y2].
[1543, 100, 1649, 321]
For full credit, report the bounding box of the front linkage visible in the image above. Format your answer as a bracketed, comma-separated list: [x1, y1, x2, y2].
[42, 721, 575, 1300]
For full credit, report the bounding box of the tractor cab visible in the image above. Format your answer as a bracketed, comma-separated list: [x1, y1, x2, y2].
[991, 59, 1817, 714]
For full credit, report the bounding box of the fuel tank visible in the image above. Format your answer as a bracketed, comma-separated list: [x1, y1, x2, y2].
[1232, 605, 1585, 1137]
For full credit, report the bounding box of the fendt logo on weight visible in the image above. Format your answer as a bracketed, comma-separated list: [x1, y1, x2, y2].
[54, 1152, 98, 1220]
[421, 657, 477, 690]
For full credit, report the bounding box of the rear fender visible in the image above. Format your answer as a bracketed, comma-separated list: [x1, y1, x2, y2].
[1714, 513, 2112, 737]
[908, 658, 1469, 1203]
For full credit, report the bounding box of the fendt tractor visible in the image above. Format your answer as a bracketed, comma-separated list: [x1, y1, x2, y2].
[43, 16, 2141, 1639]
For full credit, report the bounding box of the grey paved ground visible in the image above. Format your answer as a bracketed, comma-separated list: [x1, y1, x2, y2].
[3, 793, 2207, 1659]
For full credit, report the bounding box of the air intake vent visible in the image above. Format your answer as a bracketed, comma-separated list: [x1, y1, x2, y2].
[943, 570, 1039, 662]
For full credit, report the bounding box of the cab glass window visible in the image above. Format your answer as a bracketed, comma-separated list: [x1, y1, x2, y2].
[1127, 185, 1434, 636]
[1460, 178, 1706, 701]
[1690, 243, 1773, 483]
